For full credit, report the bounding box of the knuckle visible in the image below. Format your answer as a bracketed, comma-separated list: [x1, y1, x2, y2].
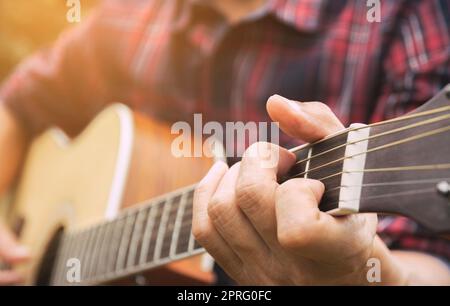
[277, 179, 296, 192]
[276, 179, 312, 199]
[194, 182, 209, 200]
[309, 101, 332, 112]
[246, 141, 270, 154]
[207, 195, 232, 223]
[236, 177, 264, 211]
[191, 222, 212, 244]
[277, 216, 322, 251]
[278, 226, 314, 251]
[277, 227, 299, 250]
[243, 142, 276, 162]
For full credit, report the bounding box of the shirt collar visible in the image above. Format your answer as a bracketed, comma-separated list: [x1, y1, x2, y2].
[267, 0, 327, 33]
[173, 0, 328, 33]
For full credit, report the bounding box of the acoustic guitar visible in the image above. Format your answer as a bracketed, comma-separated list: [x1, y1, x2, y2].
[2, 85, 450, 285]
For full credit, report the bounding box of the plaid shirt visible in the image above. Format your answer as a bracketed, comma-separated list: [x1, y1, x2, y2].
[1, 0, 450, 263]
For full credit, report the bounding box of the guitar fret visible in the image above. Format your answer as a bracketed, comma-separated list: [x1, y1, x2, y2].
[65, 231, 84, 285]
[304, 147, 313, 179]
[86, 223, 107, 279]
[84, 228, 98, 280]
[93, 221, 114, 278]
[188, 231, 195, 254]
[82, 226, 99, 280]
[51, 234, 71, 285]
[78, 229, 92, 281]
[126, 207, 147, 268]
[153, 198, 172, 261]
[106, 216, 126, 274]
[54, 189, 207, 284]
[138, 204, 158, 265]
[115, 212, 136, 271]
[160, 195, 181, 259]
[170, 191, 189, 257]
[71, 230, 85, 283]
[175, 191, 194, 255]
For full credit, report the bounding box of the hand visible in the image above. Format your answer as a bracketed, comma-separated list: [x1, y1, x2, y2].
[193, 95, 406, 285]
[0, 221, 29, 285]
[0, 105, 30, 285]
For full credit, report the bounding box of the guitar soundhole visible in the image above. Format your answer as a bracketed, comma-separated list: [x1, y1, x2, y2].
[35, 226, 64, 285]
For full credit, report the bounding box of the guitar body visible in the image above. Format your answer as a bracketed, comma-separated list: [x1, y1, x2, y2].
[7, 104, 217, 285]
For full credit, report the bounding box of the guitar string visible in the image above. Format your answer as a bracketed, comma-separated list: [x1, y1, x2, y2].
[316, 164, 450, 182]
[323, 177, 450, 194]
[156, 168, 450, 223]
[92, 107, 449, 278]
[62, 107, 450, 238]
[62, 163, 450, 253]
[289, 105, 450, 155]
[162, 174, 450, 254]
[56, 196, 195, 275]
[106, 124, 450, 229]
[59, 162, 450, 276]
[122, 170, 450, 240]
[158, 190, 442, 256]
[58, 208, 197, 280]
[69, 167, 450, 266]
[290, 125, 450, 179]
[324, 187, 438, 210]
[115, 167, 450, 226]
[94, 120, 450, 228]
[294, 113, 450, 166]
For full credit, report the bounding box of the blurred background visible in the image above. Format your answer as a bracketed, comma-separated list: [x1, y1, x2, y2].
[0, 0, 98, 212]
[0, 0, 98, 82]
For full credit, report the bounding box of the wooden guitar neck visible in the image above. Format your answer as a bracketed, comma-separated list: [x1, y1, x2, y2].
[287, 85, 450, 233]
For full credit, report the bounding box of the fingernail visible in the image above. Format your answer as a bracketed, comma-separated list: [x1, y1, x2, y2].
[272, 95, 302, 114]
[200, 161, 228, 186]
[287, 100, 302, 114]
[206, 161, 227, 177]
[306, 179, 325, 200]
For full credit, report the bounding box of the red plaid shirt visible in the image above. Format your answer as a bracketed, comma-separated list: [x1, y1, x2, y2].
[1, 0, 450, 262]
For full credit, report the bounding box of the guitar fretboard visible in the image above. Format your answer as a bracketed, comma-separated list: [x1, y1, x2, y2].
[51, 186, 203, 285]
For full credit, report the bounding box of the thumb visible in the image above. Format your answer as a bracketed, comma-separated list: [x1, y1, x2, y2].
[266, 95, 344, 143]
[0, 221, 29, 264]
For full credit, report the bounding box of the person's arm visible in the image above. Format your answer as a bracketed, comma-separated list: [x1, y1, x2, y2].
[0, 1, 131, 138]
[0, 105, 28, 195]
[0, 104, 30, 284]
[0, 1, 135, 284]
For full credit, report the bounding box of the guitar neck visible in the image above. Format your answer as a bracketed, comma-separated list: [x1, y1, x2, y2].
[287, 85, 450, 232]
[51, 185, 203, 285]
[51, 85, 450, 285]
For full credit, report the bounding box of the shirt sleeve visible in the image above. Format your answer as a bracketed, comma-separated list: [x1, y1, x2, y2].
[371, 0, 450, 123]
[373, 0, 450, 261]
[0, 2, 132, 137]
